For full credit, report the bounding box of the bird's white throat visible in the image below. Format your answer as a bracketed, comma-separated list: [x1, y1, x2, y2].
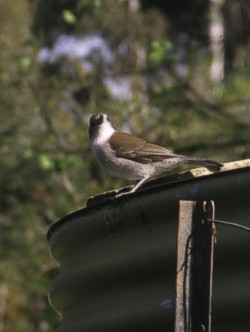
[94, 121, 115, 145]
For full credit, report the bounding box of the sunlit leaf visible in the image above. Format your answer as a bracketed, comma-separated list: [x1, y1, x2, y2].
[38, 154, 54, 171]
[62, 10, 76, 24]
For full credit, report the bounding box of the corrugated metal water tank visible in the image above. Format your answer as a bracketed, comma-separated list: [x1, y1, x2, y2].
[47, 160, 250, 332]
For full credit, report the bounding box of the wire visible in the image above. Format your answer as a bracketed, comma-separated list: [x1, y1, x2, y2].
[207, 219, 250, 232]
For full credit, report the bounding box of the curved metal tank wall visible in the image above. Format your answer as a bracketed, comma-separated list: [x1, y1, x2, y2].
[48, 161, 250, 332]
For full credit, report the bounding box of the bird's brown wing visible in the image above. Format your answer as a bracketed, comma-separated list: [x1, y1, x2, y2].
[109, 132, 174, 163]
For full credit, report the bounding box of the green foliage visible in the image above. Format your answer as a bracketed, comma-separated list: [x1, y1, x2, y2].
[19, 55, 32, 70]
[148, 40, 173, 65]
[62, 10, 76, 25]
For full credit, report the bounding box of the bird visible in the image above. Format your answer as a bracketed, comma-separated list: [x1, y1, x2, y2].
[89, 113, 223, 197]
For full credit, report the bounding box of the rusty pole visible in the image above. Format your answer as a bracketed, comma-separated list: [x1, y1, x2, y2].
[175, 200, 216, 332]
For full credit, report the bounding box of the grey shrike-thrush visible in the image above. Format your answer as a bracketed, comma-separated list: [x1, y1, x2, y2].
[89, 113, 223, 196]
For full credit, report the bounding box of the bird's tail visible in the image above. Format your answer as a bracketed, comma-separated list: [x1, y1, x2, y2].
[183, 156, 223, 170]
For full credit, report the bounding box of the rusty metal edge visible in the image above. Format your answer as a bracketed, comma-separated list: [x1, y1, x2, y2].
[47, 162, 250, 242]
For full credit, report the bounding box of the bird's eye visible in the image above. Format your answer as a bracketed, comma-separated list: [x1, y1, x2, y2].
[90, 113, 103, 126]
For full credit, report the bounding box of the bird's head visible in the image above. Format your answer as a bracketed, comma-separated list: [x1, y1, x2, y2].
[89, 113, 115, 144]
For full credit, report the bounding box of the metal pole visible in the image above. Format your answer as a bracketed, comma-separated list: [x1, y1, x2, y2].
[175, 200, 216, 332]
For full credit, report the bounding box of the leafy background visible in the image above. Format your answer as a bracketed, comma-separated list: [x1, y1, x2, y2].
[0, 0, 249, 330]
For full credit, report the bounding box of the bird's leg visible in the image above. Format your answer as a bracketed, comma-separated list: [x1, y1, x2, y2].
[129, 176, 150, 193]
[114, 176, 149, 199]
